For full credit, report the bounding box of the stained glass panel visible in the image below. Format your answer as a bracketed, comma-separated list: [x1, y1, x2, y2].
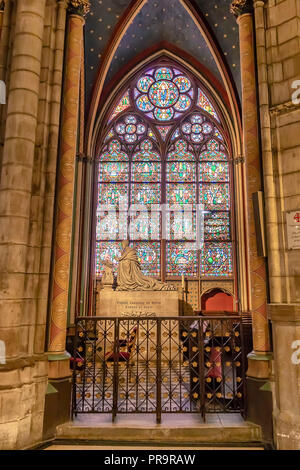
[166, 242, 198, 277]
[154, 67, 173, 81]
[98, 183, 128, 206]
[149, 80, 179, 108]
[136, 95, 154, 112]
[100, 140, 128, 161]
[95, 241, 123, 276]
[166, 211, 196, 240]
[204, 212, 230, 241]
[200, 242, 233, 277]
[133, 139, 160, 161]
[156, 125, 172, 141]
[132, 162, 161, 182]
[197, 88, 219, 122]
[167, 183, 196, 205]
[199, 162, 229, 182]
[199, 183, 230, 210]
[174, 94, 191, 111]
[131, 183, 160, 205]
[96, 211, 128, 240]
[154, 107, 174, 121]
[166, 162, 196, 182]
[173, 76, 191, 92]
[129, 212, 161, 240]
[200, 139, 227, 161]
[98, 162, 129, 182]
[132, 241, 161, 276]
[109, 91, 130, 123]
[137, 76, 155, 93]
[167, 140, 195, 161]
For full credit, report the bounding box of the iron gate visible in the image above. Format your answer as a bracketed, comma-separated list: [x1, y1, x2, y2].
[72, 316, 246, 423]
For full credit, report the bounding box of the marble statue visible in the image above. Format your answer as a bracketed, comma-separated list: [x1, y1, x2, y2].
[101, 260, 114, 289]
[116, 240, 176, 291]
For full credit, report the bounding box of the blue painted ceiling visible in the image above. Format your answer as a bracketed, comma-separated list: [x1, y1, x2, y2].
[85, 0, 240, 110]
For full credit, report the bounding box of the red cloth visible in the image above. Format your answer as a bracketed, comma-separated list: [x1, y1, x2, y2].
[105, 351, 131, 361]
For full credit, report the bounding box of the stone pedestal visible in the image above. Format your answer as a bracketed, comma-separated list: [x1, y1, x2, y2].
[98, 289, 179, 317]
[97, 290, 180, 364]
[269, 304, 300, 450]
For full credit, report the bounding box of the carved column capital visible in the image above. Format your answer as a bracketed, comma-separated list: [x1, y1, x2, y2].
[68, 0, 90, 16]
[230, 0, 253, 17]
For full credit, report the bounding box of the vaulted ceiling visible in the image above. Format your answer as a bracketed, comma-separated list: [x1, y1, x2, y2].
[85, 0, 241, 112]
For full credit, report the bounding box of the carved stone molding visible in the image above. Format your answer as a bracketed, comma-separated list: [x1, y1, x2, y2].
[68, 0, 90, 16]
[233, 155, 245, 165]
[269, 100, 300, 117]
[230, 0, 253, 17]
[201, 281, 234, 296]
[76, 153, 93, 163]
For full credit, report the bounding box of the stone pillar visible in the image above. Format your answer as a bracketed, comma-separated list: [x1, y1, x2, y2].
[0, 0, 48, 450]
[47, 0, 89, 377]
[231, 0, 271, 365]
[269, 305, 300, 449]
[231, 0, 273, 442]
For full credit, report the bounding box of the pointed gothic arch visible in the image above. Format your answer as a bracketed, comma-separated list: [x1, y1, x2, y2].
[85, 58, 248, 315]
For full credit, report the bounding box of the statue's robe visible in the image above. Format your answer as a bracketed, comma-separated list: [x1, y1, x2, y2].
[116, 247, 172, 291]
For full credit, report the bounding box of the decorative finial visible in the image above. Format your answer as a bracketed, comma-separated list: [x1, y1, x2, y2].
[230, 0, 253, 17]
[68, 0, 90, 16]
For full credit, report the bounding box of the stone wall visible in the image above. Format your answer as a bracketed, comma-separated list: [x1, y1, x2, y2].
[255, 0, 300, 449]
[260, 0, 300, 303]
[0, 0, 67, 450]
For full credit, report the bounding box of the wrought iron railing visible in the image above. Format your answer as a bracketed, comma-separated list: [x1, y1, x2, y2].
[72, 316, 246, 423]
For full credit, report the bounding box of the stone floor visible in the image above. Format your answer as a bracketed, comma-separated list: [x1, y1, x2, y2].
[45, 444, 264, 450]
[56, 412, 262, 446]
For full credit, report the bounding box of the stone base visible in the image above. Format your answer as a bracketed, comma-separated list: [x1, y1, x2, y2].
[273, 410, 300, 450]
[98, 290, 179, 317]
[268, 303, 300, 450]
[0, 358, 48, 450]
[246, 376, 273, 445]
[43, 377, 72, 442]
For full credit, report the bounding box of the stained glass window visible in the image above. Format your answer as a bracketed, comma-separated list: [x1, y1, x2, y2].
[98, 162, 129, 182]
[109, 90, 130, 123]
[132, 139, 160, 161]
[132, 161, 161, 182]
[100, 140, 128, 161]
[132, 241, 161, 276]
[131, 183, 161, 206]
[96, 63, 234, 282]
[98, 183, 129, 206]
[95, 241, 123, 275]
[200, 139, 227, 161]
[166, 161, 196, 182]
[197, 88, 219, 122]
[135, 66, 194, 121]
[199, 162, 229, 182]
[200, 242, 233, 277]
[204, 212, 230, 241]
[167, 139, 195, 161]
[166, 242, 198, 277]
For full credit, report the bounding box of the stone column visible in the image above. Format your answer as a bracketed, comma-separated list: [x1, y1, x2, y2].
[47, 0, 89, 377]
[0, 0, 47, 450]
[253, 0, 281, 303]
[231, 0, 271, 367]
[231, 0, 273, 442]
